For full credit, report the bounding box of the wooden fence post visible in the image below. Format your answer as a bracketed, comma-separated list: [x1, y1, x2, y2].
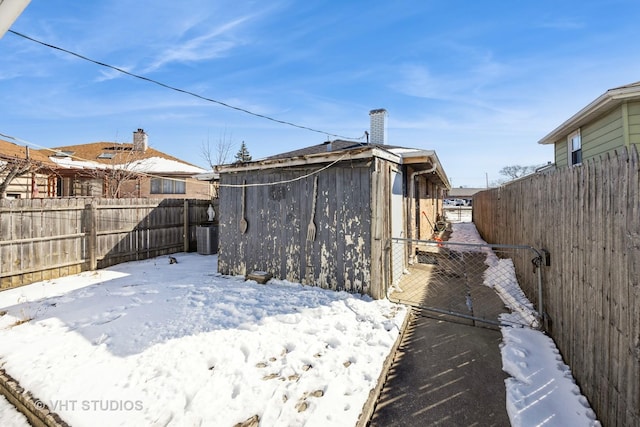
[183, 199, 189, 252]
[86, 201, 97, 271]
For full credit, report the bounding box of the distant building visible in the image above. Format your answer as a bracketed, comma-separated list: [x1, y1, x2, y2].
[49, 129, 212, 199]
[446, 187, 486, 202]
[1, 129, 213, 199]
[0, 138, 57, 199]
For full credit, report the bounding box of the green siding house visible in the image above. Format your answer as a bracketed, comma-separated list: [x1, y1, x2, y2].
[539, 81, 640, 166]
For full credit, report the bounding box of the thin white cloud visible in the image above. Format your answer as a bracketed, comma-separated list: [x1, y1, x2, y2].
[144, 15, 253, 72]
[95, 66, 134, 82]
[392, 65, 444, 99]
[391, 62, 508, 107]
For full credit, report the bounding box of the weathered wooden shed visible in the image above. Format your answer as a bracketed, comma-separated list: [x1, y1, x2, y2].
[217, 137, 450, 299]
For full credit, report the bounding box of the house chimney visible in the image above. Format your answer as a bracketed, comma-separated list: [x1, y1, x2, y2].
[369, 109, 387, 145]
[324, 140, 332, 152]
[133, 128, 148, 152]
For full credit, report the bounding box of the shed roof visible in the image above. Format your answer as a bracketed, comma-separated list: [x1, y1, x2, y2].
[217, 140, 451, 189]
[538, 81, 640, 145]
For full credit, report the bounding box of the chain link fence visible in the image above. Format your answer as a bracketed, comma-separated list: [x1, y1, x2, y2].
[388, 238, 544, 329]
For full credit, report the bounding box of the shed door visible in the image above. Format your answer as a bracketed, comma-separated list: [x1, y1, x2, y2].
[390, 168, 405, 287]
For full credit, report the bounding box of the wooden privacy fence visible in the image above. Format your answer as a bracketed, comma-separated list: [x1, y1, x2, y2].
[473, 146, 640, 427]
[0, 198, 218, 290]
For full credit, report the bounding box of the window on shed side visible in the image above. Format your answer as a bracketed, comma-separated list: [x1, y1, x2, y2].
[568, 129, 582, 166]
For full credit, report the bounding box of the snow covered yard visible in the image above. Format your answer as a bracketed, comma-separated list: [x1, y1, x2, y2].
[0, 255, 406, 427]
[0, 212, 602, 427]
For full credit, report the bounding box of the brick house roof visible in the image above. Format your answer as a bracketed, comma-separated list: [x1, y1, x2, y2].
[48, 142, 200, 167]
[46, 142, 205, 175]
[0, 139, 56, 168]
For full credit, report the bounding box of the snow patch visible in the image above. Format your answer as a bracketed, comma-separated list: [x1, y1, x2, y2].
[0, 255, 406, 426]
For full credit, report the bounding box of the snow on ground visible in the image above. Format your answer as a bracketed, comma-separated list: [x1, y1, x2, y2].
[0, 256, 406, 427]
[0, 395, 29, 427]
[449, 213, 600, 427]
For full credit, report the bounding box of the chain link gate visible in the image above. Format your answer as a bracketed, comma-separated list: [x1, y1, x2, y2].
[388, 238, 544, 329]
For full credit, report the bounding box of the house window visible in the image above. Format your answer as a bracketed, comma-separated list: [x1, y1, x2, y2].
[56, 177, 75, 197]
[568, 129, 582, 165]
[150, 178, 186, 194]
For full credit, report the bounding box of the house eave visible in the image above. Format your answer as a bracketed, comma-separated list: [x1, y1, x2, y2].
[538, 85, 640, 145]
[216, 144, 451, 190]
[399, 149, 451, 190]
[216, 146, 403, 174]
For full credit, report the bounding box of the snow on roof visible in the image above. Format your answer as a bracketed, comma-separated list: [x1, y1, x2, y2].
[50, 156, 206, 174]
[385, 147, 422, 155]
[127, 157, 206, 174]
[50, 156, 108, 170]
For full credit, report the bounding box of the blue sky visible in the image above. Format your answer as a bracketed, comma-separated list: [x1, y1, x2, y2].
[2, 0, 640, 187]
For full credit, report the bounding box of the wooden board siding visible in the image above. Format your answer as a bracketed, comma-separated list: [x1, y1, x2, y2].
[417, 179, 440, 239]
[218, 161, 373, 296]
[626, 101, 640, 146]
[554, 137, 568, 166]
[582, 107, 624, 160]
[369, 159, 392, 299]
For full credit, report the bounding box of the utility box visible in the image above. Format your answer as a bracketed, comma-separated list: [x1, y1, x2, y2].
[196, 225, 218, 255]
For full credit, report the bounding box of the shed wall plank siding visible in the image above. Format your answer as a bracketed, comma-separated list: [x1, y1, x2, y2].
[218, 162, 373, 295]
[473, 146, 640, 427]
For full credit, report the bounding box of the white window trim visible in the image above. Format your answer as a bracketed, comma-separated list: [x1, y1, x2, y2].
[567, 129, 582, 166]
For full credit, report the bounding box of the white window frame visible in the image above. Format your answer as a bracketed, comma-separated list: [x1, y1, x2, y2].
[150, 177, 186, 194]
[567, 129, 582, 166]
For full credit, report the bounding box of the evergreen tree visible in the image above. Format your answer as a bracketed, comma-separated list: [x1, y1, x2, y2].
[234, 141, 252, 163]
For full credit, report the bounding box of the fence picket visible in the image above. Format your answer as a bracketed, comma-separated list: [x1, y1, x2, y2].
[473, 146, 640, 427]
[0, 198, 217, 289]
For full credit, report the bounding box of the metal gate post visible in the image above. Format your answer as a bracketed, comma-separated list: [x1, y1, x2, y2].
[536, 261, 544, 329]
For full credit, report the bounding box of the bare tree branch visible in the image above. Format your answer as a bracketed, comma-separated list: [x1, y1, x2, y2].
[83, 144, 148, 198]
[0, 154, 45, 199]
[201, 128, 236, 169]
[491, 164, 545, 186]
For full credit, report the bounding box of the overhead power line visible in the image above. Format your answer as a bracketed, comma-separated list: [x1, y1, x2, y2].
[8, 29, 365, 141]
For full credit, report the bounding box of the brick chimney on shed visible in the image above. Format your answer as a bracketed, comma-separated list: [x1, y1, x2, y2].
[369, 109, 387, 145]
